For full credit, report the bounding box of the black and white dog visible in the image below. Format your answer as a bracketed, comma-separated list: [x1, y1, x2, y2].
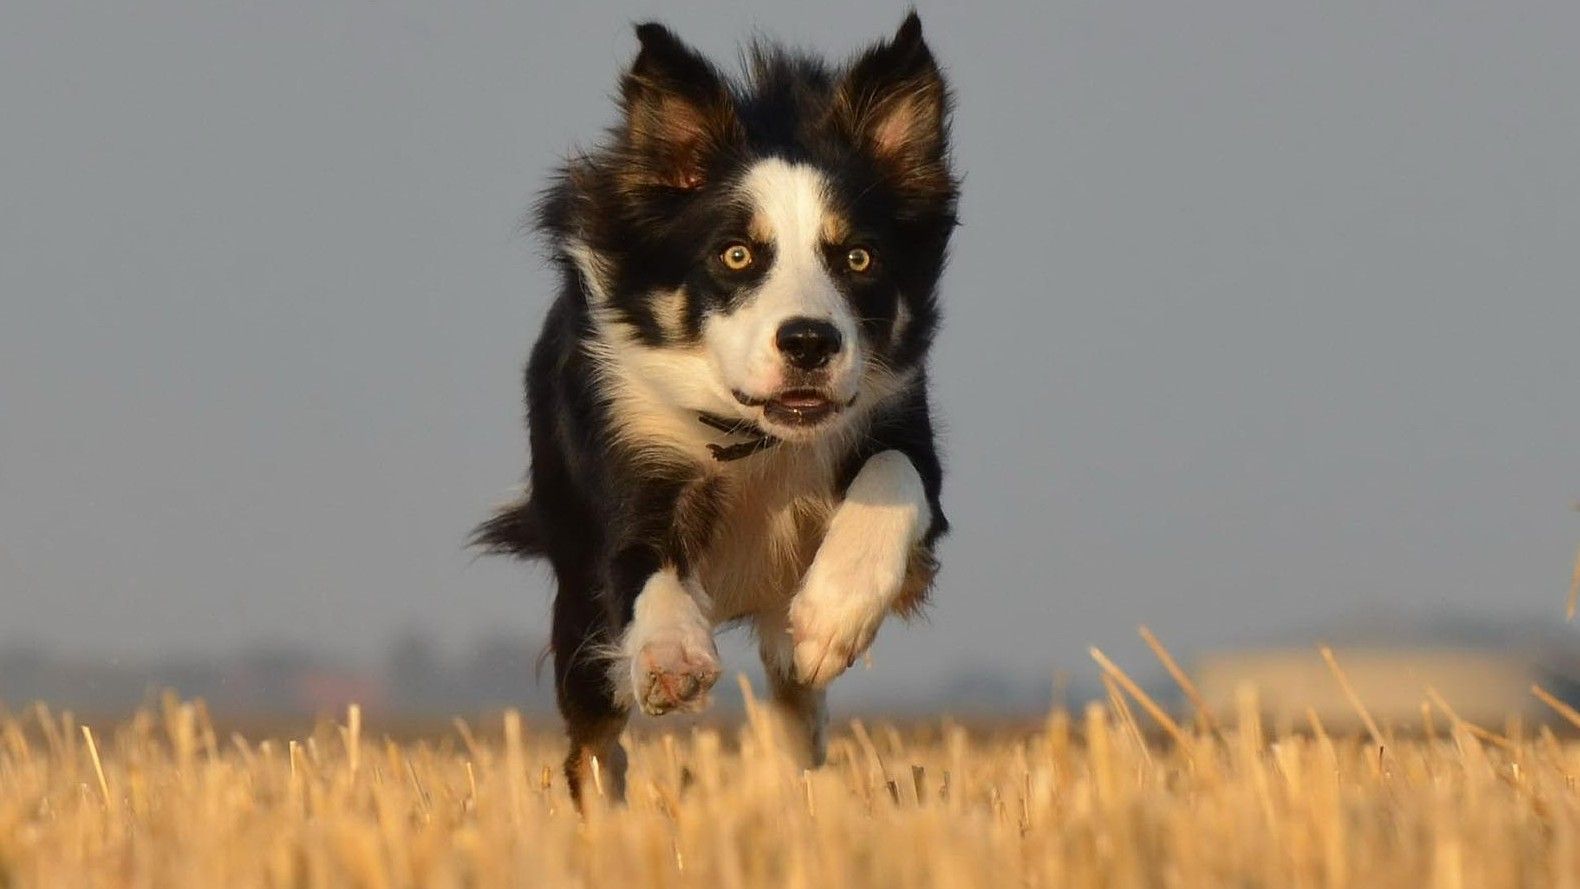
[477, 13, 958, 802]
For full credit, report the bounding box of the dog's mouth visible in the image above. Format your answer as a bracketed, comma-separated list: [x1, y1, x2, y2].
[766, 389, 839, 427]
[733, 388, 848, 429]
[701, 388, 855, 462]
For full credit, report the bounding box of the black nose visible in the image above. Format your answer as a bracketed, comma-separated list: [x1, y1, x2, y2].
[775, 318, 843, 370]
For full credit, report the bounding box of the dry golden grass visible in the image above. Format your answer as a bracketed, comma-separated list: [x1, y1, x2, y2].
[6, 665, 1580, 889]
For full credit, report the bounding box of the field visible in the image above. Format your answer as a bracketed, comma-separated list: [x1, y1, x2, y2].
[7, 646, 1580, 889]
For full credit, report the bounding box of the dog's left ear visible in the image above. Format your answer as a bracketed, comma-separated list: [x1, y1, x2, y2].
[831, 13, 953, 194]
[619, 23, 742, 191]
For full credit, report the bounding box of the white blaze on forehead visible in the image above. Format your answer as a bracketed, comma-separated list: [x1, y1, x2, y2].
[741, 159, 832, 259]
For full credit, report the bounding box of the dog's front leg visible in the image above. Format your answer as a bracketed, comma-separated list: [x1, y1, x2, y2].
[618, 565, 720, 715]
[790, 450, 935, 688]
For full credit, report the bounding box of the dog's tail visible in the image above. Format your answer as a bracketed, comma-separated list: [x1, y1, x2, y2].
[470, 496, 545, 559]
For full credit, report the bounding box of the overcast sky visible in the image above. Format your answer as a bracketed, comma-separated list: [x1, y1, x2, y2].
[3, 1, 1576, 699]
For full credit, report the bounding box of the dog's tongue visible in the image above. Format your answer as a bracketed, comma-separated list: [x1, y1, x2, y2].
[764, 391, 837, 427]
[778, 392, 829, 409]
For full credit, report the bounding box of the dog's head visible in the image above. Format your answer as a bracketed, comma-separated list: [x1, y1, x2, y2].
[552, 14, 957, 446]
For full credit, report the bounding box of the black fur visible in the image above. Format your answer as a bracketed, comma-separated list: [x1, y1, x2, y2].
[476, 13, 958, 803]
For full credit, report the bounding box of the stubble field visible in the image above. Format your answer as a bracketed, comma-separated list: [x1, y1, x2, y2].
[6, 650, 1580, 889]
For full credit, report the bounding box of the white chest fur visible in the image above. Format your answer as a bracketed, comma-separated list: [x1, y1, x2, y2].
[694, 448, 839, 624]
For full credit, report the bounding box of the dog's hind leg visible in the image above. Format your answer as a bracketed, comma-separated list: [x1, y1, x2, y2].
[564, 712, 627, 808]
[756, 609, 829, 768]
[551, 582, 629, 807]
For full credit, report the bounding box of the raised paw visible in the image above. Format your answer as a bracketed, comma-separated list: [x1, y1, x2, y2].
[789, 593, 885, 689]
[633, 637, 720, 716]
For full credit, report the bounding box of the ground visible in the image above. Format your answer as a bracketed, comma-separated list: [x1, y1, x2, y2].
[3, 682, 1579, 888]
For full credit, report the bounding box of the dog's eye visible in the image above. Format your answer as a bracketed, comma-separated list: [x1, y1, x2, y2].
[845, 247, 874, 273]
[720, 243, 754, 271]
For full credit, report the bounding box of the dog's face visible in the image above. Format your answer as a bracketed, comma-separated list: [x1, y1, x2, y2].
[558, 15, 957, 445]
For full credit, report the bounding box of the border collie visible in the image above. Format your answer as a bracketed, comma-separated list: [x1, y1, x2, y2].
[476, 13, 958, 803]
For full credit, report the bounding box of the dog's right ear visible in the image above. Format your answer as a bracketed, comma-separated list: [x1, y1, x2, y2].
[618, 24, 741, 191]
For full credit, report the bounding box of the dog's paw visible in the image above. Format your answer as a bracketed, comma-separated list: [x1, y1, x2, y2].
[632, 634, 720, 716]
[785, 450, 928, 688]
[788, 586, 885, 689]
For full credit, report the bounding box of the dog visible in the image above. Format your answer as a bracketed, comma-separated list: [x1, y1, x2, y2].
[476, 13, 958, 804]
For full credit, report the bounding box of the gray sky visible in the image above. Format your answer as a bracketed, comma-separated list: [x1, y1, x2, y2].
[3, 1, 1576, 697]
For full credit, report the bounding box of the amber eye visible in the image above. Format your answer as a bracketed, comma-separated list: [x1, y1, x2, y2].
[720, 243, 754, 271]
[845, 247, 873, 273]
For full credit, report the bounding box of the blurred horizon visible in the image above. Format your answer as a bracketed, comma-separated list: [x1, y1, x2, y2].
[6, 607, 1579, 722]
